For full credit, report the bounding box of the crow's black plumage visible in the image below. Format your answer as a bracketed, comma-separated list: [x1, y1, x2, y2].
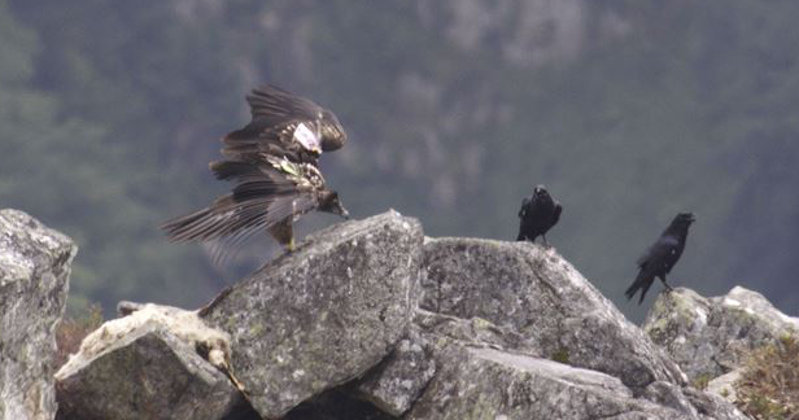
[516, 185, 562, 247]
[625, 213, 696, 304]
[161, 85, 349, 260]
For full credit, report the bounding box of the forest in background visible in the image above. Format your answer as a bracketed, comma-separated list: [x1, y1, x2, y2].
[1, 0, 797, 322]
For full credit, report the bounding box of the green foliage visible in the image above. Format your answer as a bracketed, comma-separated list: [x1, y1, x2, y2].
[691, 373, 712, 391]
[551, 347, 570, 365]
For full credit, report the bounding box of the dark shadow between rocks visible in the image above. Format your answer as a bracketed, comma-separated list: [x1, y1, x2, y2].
[283, 382, 396, 420]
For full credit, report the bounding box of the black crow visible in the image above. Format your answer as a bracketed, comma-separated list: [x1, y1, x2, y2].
[625, 213, 696, 304]
[516, 185, 562, 247]
[161, 85, 349, 259]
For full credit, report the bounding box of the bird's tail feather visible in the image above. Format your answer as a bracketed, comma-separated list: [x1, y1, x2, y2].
[160, 200, 240, 243]
[625, 271, 653, 305]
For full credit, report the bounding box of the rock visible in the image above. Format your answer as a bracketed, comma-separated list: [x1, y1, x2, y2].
[356, 328, 436, 416]
[682, 387, 747, 420]
[421, 238, 685, 390]
[706, 369, 741, 403]
[407, 346, 686, 419]
[643, 286, 799, 381]
[359, 308, 745, 419]
[355, 309, 542, 417]
[0, 209, 76, 420]
[55, 303, 247, 420]
[201, 211, 423, 418]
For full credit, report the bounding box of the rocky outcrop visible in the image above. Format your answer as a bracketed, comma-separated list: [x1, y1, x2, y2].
[49, 211, 750, 419]
[201, 211, 423, 418]
[55, 304, 249, 420]
[643, 286, 799, 382]
[421, 238, 685, 390]
[0, 209, 76, 420]
[408, 346, 684, 419]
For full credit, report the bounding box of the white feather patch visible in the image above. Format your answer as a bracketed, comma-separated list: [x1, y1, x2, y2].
[294, 122, 321, 152]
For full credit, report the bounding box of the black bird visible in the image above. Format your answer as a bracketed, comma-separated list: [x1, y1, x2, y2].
[516, 185, 562, 247]
[625, 213, 696, 304]
[161, 85, 349, 259]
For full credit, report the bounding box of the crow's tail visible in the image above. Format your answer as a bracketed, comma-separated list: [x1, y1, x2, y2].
[625, 271, 652, 305]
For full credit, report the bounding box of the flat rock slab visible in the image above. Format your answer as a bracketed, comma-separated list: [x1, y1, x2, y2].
[202, 211, 423, 418]
[0, 209, 76, 420]
[407, 346, 684, 419]
[644, 286, 799, 381]
[55, 305, 245, 420]
[421, 238, 685, 389]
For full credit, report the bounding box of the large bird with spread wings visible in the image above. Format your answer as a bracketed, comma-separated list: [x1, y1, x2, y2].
[161, 85, 349, 259]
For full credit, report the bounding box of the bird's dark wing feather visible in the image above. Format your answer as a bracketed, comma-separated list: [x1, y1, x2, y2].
[161, 161, 318, 244]
[551, 202, 563, 226]
[518, 197, 531, 218]
[636, 236, 680, 268]
[203, 191, 317, 265]
[246, 84, 324, 122]
[222, 120, 320, 163]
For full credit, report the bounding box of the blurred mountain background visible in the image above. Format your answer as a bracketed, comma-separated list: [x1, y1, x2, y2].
[1, 0, 797, 322]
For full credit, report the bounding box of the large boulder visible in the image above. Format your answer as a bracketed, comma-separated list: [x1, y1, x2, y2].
[408, 346, 689, 419]
[201, 211, 423, 418]
[643, 286, 799, 382]
[358, 308, 745, 420]
[55, 303, 250, 420]
[0, 209, 76, 420]
[421, 238, 685, 390]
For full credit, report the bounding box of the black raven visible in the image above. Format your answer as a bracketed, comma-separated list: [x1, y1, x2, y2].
[161, 85, 349, 259]
[625, 213, 696, 304]
[516, 185, 562, 247]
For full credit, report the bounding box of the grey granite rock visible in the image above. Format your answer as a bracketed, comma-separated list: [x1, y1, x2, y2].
[55, 304, 246, 420]
[202, 211, 423, 418]
[356, 329, 435, 417]
[706, 369, 741, 403]
[421, 238, 685, 390]
[0, 209, 76, 420]
[643, 286, 799, 381]
[407, 346, 684, 420]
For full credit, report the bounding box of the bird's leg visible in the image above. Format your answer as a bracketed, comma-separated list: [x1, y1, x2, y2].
[660, 276, 674, 292]
[268, 218, 295, 254]
[542, 234, 551, 249]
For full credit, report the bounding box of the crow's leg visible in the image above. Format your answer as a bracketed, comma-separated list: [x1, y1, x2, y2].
[542, 234, 551, 249]
[659, 276, 674, 292]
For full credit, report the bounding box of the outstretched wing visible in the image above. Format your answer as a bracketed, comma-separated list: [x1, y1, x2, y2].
[222, 85, 342, 163]
[246, 84, 324, 123]
[160, 159, 321, 245]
